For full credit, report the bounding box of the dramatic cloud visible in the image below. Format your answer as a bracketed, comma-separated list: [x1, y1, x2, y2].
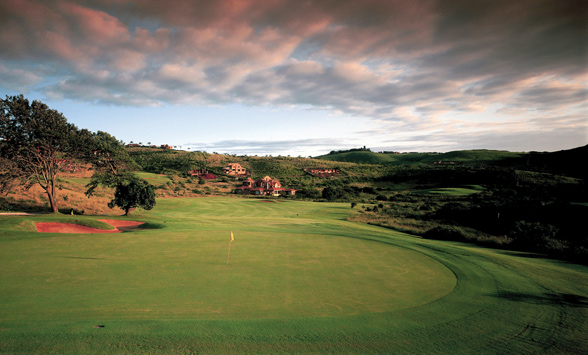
[0, 0, 586, 154]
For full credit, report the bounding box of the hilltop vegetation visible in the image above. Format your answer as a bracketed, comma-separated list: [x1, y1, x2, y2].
[316, 148, 525, 166]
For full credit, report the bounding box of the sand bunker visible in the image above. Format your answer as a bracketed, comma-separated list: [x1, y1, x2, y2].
[36, 220, 145, 233]
[98, 219, 144, 228]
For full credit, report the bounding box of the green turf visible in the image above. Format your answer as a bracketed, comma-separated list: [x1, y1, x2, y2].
[134, 171, 171, 185]
[412, 186, 485, 196]
[0, 198, 587, 354]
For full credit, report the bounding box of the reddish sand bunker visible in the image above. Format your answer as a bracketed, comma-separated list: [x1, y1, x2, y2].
[98, 219, 144, 228]
[36, 223, 119, 234]
[36, 220, 145, 233]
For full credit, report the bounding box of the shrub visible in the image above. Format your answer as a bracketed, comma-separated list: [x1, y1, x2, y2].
[322, 186, 359, 201]
[362, 187, 377, 194]
[424, 225, 468, 241]
[510, 221, 560, 252]
[299, 189, 321, 198]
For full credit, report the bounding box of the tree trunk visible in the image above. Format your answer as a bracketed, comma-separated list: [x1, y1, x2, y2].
[45, 186, 59, 213]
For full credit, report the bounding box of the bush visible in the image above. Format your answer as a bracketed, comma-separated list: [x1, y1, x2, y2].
[296, 189, 321, 199]
[0, 199, 12, 211]
[362, 187, 377, 194]
[510, 221, 560, 252]
[322, 186, 359, 201]
[376, 194, 388, 201]
[424, 225, 468, 241]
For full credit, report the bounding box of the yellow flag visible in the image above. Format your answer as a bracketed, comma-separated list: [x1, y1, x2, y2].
[230, 231, 234, 242]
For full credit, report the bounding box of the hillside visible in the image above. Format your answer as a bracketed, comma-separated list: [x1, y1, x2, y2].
[524, 144, 588, 180]
[316, 149, 525, 166]
[126, 147, 395, 189]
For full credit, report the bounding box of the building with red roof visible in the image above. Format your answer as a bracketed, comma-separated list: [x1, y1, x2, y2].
[234, 176, 296, 196]
[223, 163, 247, 176]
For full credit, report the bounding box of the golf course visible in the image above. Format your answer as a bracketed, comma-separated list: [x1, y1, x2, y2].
[1, 197, 587, 354]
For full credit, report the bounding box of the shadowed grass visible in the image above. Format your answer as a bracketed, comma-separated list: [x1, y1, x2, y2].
[412, 186, 485, 196]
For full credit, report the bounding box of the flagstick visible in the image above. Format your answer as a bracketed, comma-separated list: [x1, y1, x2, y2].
[227, 240, 232, 264]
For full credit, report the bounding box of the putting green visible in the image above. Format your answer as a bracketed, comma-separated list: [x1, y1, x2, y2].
[0, 199, 455, 321]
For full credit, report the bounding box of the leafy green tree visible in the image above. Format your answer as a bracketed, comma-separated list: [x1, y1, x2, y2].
[322, 186, 345, 201]
[0, 95, 87, 212]
[0, 156, 20, 196]
[322, 186, 358, 201]
[108, 177, 156, 215]
[85, 131, 138, 197]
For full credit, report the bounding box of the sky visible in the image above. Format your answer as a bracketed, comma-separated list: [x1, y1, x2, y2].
[1, 0, 586, 157]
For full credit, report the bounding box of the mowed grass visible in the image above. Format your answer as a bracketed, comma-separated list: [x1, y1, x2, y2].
[134, 171, 171, 185]
[412, 185, 485, 196]
[0, 197, 587, 354]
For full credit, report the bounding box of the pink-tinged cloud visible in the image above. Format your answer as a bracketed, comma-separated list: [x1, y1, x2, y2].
[62, 3, 129, 45]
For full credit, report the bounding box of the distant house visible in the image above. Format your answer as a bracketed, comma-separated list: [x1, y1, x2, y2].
[223, 163, 247, 176]
[304, 168, 340, 177]
[235, 175, 296, 196]
[161, 144, 173, 149]
[189, 169, 216, 179]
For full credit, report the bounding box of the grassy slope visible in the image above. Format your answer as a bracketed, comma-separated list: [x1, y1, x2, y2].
[412, 185, 485, 196]
[316, 149, 525, 166]
[1, 197, 587, 354]
[126, 147, 393, 183]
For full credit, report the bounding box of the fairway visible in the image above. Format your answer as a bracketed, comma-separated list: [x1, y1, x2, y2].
[1, 197, 587, 354]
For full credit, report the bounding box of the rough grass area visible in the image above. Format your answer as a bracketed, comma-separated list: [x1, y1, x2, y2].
[0, 198, 587, 354]
[2, 180, 114, 215]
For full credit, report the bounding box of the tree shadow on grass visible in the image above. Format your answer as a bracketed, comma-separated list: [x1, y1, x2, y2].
[495, 250, 547, 259]
[491, 291, 588, 308]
